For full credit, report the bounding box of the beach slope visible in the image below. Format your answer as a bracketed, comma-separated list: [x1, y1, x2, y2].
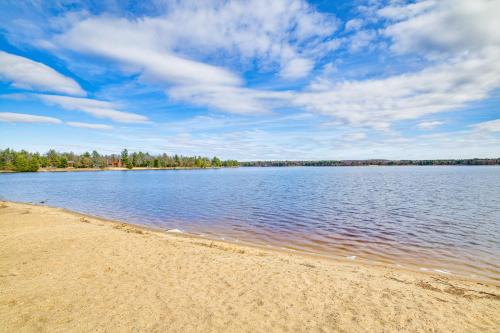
[0, 201, 498, 332]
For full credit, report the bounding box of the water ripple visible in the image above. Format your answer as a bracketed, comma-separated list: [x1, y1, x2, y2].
[0, 166, 499, 281]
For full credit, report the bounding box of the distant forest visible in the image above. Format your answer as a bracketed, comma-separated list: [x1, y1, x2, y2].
[241, 159, 500, 167]
[1, 148, 498, 173]
[0, 148, 239, 172]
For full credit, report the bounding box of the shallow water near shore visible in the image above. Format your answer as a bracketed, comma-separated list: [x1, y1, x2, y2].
[1, 166, 499, 282]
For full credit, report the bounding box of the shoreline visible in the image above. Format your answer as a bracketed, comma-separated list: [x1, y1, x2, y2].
[1, 201, 499, 332]
[1, 164, 499, 174]
[0, 166, 240, 173]
[2, 200, 500, 286]
[3, 200, 497, 285]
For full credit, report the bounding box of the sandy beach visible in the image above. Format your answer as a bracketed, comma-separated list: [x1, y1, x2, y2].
[0, 201, 498, 332]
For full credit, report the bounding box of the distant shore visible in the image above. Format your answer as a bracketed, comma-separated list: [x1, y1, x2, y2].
[0, 166, 232, 173]
[1, 201, 498, 332]
[1, 163, 499, 174]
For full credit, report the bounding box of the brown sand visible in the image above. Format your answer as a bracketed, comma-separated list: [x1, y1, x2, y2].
[0, 201, 498, 332]
[35, 167, 224, 172]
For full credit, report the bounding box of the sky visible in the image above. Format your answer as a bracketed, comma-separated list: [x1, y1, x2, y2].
[0, 0, 499, 161]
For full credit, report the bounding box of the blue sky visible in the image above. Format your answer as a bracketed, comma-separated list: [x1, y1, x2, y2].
[0, 0, 499, 160]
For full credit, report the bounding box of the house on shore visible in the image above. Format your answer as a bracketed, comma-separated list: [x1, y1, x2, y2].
[107, 160, 122, 167]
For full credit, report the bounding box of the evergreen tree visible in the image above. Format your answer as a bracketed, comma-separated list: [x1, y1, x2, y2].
[58, 156, 68, 168]
[14, 153, 29, 172]
[211, 156, 222, 167]
[0, 148, 245, 172]
[121, 149, 129, 167]
[28, 156, 39, 172]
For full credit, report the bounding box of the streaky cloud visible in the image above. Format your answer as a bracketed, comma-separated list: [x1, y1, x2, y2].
[0, 51, 85, 96]
[37, 95, 149, 124]
[471, 119, 500, 132]
[66, 121, 113, 130]
[0, 112, 62, 124]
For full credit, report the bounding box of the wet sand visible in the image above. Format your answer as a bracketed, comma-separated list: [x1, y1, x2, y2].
[0, 201, 499, 332]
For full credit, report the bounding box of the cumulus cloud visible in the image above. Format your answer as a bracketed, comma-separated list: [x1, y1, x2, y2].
[417, 121, 444, 130]
[382, 0, 500, 57]
[0, 51, 85, 96]
[132, 0, 337, 69]
[37, 95, 149, 123]
[2, 0, 499, 141]
[280, 57, 314, 79]
[0, 112, 62, 124]
[294, 47, 500, 128]
[348, 30, 376, 52]
[44, 0, 339, 113]
[45, 0, 499, 126]
[287, 0, 500, 129]
[66, 121, 113, 130]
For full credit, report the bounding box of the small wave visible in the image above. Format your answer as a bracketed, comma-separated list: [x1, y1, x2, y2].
[346, 255, 357, 260]
[167, 228, 183, 233]
[433, 269, 451, 275]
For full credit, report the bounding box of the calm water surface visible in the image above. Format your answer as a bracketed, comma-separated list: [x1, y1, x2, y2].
[1, 166, 499, 281]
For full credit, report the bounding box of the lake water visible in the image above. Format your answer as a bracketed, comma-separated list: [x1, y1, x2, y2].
[1, 166, 499, 282]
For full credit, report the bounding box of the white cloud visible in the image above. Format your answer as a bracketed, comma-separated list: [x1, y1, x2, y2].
[348, 30, 376, 52]
[168, 85, 293, 114]
[343, 132, 366, 141]
[0, 51, 85, 96]
[66, 121, 113, 130]
[378, 1, 436, 21]
[345, 18, 363, 31]
[470, 119, 500, 132]
[6, 0, 497, 134]
[293, 0, 500, 130]
[37, 95, 149, 123]
[294, 48, 500, 128]
[53, 17, 240, 87]
[45, 0, 339, 113]
[0, 112, 62, 124]
[280, 57, 314, 79]
[382, 0, 500, 57]
[109, 124, 499, 160]
[135, 0, 337, 68]
[417, 121, 444, 130]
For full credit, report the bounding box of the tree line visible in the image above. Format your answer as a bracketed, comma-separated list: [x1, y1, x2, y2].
[240, 158, 500, 167]
[0, 148, 239, 172]
[2, 149, 498, 173]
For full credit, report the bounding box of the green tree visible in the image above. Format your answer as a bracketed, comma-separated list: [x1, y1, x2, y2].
[211, 156, 222, 167]
[47, 149, 60, 167]
[39, 156, 49, 168]
[91, 150, 100, 167]
[58, 156, 68, 168]
[14, 153, 29, 172]
[194, 157, 203, 168]
[0, 148, 242, 172]
[28, 156, 39, 172]
[121, 149, 129, 167]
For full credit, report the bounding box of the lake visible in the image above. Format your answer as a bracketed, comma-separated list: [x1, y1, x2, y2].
[1, 166, 499, 282]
